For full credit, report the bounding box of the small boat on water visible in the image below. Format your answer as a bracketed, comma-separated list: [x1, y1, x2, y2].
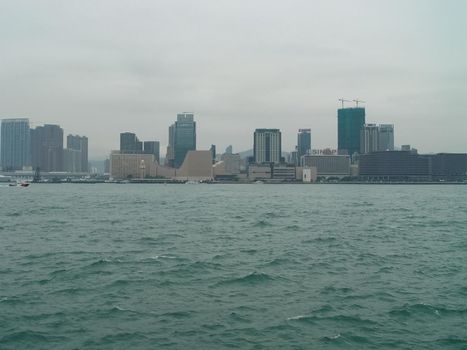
[9, 182, 30, 187]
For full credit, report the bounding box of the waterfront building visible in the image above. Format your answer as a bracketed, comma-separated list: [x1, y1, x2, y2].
[213, 153, 241, 180]
[337, 107, 365, 156]
[297, 129, 311, 161]
[30, 124, 64, 172]
[143, 141, 160, 164]
[378, 124, 394, 151]
[248, 164, 272, 180]
[67, 134, 88, 172]
[110, 152, 157, 179]
[247, 163, 301, 181]
[0, 118, 30, 170]
[427, 153, 467, 181]
[175, 150, 213, 181]
[253, 128, 282, 164]
[120, 132, 142, 153]
[302, 167, 318, 182]
[220, 153, 241, 174]
[359, 151, 431, 180]
[167, 113, 196, 168]
[302, 155, 351, 178]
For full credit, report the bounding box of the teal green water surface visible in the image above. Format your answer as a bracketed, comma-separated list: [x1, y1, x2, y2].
[1, 184, 466, 349]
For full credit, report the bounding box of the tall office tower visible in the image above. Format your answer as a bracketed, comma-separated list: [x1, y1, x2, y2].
[225, 145, 233, 154]
[0, 118, 30, 170]
[167, 113, 196, 168]
[30, 124, 64, 172]
[337, 107, 365, 156]
[210, 144, 216, 164]
[378, 124, 394, 151]
[253, 129, 282, 164]
[360, 124, 380, 154]
[143, 141, 160, 163]
[67, 134, 89, 172]
[297, 128, 311, 162]
[120, 132, 143, 153]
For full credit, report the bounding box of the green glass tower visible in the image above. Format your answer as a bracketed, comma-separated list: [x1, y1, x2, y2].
[337, 107, 365, 156]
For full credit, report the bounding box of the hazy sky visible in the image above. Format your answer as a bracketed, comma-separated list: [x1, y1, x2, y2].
[1, 0, 466, 158]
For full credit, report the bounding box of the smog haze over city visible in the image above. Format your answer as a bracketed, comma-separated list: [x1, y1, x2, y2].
[1, 0, 466, 158]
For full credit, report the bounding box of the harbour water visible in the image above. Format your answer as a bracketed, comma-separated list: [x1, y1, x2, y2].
[1, 184, 466, 349]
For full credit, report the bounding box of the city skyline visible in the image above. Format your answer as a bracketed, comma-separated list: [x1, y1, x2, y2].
[1, 1, 466, 157]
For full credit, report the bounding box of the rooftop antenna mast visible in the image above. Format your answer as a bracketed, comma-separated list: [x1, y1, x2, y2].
[338, 98, 351, 109]
[353, 99, 366, 108]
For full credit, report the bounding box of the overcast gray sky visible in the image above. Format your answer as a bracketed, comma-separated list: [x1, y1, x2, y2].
[1, 0, 466, 158]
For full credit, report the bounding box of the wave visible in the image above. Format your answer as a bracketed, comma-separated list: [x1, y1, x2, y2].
[287, 313, 378, 326]
[253, 220, 272, 228]
[216, 272, 276, 286]
[1, 330, 67, 345]
[389, 303, 467, 318]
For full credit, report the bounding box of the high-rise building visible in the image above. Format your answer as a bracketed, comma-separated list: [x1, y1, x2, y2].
[360, 124, 380, 154]
[143, 141, 160, 163]
[253, 129, 282, 164]
[120, 132, 142, 153]
[167, 113, 196, 168]
[337, 107, 365, 156]
[0, 118, 30, 171]
[297, 129, 311, 162]
[360, 124, 394, 154]
[67, 134, 88, 172]
[378, 124, 394, 151]
[63, 148, 82, 172]
[30, 124, 64, 172]
[210, 144, 216, 164]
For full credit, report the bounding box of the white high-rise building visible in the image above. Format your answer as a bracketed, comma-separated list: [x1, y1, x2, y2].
[360, 123, 395, 154]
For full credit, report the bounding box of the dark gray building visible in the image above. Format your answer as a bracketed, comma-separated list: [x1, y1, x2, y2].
[0, 118, 30, 171]
[67, 134, 88, 172]
[167, 113, 196, 168]
[143, 141, 160, 163]
[359, 151, 431, 180]
[120, 132, 143, 153]
[30, 124, 64, 172]
[428, 153, 467, 181]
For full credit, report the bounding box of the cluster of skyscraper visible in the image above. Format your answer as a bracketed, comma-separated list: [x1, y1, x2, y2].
[0, 118, 88, 172]
[3, 101, 466, 182]
[337, 106, 394, 156]
[118, 112, 196, 169]
[119, 132, 160, 163]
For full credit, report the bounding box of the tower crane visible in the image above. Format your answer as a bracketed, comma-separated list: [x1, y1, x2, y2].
[353, 99, 366, 108]
[338, 98, 352, 109]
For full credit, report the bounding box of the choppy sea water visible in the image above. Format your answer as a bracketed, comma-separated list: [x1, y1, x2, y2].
[1, 184, 466, 349]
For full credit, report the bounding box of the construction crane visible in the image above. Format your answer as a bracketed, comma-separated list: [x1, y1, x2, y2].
[338, 98, 352, 109]
[353, 99, 366, 108]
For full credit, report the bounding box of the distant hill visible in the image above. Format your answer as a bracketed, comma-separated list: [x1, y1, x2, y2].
[238, 149, 253, 159]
